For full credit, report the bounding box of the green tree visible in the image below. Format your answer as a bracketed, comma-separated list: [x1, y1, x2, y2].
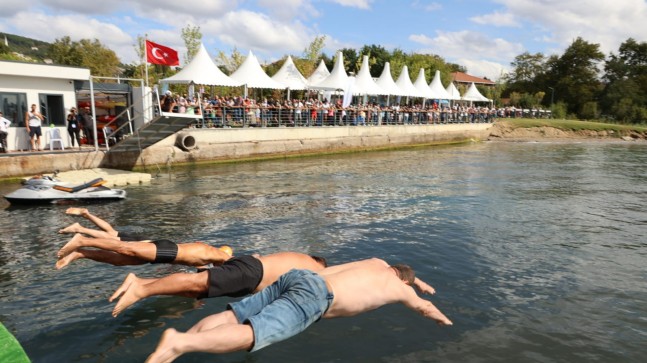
[216, 47, 245, 74]
[601, 38, 647, 123]
[301, 35, 326, 77]
[181, 24, 202, 64]
[359, 44, 390, 76]
[48, 36, 120, 77]
[340, 48, 359, 74]
[505, 52, 546, 94]
[544, 37, 604, 118]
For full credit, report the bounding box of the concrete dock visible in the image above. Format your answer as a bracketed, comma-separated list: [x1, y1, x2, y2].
[26, 168, 151, 187]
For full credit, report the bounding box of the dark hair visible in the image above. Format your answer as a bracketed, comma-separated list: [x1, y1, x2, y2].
[310, 255, 328, 267]
[391, 264, 415, 285]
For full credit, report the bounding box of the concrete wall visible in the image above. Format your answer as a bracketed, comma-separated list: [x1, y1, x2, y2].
[0, 124, 492, 178]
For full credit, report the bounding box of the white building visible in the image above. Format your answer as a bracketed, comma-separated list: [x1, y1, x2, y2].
[0, 60, 90, 151]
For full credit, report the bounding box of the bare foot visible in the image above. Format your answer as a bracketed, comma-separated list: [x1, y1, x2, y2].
[110, 273, 145, 317]
[66, 207, 89, 216]
[55, 251, 82, 269]
[145, 328, 181, 363]
[58, 222, 82, 234]
[109, 273, 136, 302]
[57, 233, 83, 258]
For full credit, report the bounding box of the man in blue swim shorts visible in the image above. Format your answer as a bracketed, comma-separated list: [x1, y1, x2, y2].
[146, 258, 453, 363]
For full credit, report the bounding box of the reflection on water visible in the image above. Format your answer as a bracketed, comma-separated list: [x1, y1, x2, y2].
[0, 141, 646, 362]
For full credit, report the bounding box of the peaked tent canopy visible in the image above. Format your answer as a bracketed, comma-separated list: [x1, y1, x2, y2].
[352, 55, 387, 95]
[307, 60, 330, 86]
[376, 62, 406, 96]
[310, 51, 349, 91]
[413, 68, 433, 99]
[161, 43, 241, 87]
[271, 56, 308, 90]
[462, 82, 491, 102]
[445, 82, 462, 100]
[395, 65, 423, 98]
[428, 70, 451, 99]
[230, 50, 285, 89]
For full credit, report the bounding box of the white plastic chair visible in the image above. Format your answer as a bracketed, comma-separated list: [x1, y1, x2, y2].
[48, 128, 65, 150]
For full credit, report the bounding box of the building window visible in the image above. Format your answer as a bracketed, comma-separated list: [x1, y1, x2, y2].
[39, 94, 65, 126]
[0, 92, 28, 125]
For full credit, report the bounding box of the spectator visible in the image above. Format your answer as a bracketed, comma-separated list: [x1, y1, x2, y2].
[0, 111, 11, 153]
[80, 106, 94, 145]
[66, 108, 82, 149]
[25, 104, 44, 151]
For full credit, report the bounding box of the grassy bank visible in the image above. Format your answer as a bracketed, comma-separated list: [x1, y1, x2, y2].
[503, 118, 647, 133]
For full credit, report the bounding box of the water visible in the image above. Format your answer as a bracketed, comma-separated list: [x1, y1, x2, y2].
[1, 141, 646, 363]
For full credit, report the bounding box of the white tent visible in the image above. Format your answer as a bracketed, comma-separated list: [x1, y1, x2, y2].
[271, 56, 308, 90]
[413, 68, 433, 99]
[428, 70, 451, 100]
[445, 82, 462, 100]
[395, 65, 423, 98]
[352, 55, 387, 95]
[310, 51, 349, 91]
[161, 43, 241, 87]
[230, 50, 285, 89]
[307, 60, 330, 86]
[462, 82, 491, 102]
[376, 62, 406, 96]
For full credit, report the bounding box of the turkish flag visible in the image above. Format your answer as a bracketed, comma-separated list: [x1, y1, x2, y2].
[145, 40, 179, 66]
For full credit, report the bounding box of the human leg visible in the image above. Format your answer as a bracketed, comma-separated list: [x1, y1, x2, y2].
[57, 234, 156, 262]
[146, 322, 254, 363]
[55, 248, 146, 269]
[109, 271, 209, 317]
[66, 207, 119, 237]
[58, 222, 117, 239]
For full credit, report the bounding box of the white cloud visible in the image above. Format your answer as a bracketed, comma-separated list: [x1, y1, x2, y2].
[412, 1, 443, 12]
[329, 0, 372, 9]
[257, 0, 320, 21]
[202, 10, 312, 57]
[493, 0, 647, 54]
[410, 30, 524, 62]
[458, 58, 509, 81]
[470, 11, 520, 27]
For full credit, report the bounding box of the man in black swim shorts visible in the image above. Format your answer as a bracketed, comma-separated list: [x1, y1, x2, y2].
[58, 207, 147, 241]
[55, 233, 233, 270]
[108, 252, 327, 317]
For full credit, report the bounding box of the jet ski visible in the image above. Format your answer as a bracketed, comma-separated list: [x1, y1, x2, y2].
[4, 177, 126, 204]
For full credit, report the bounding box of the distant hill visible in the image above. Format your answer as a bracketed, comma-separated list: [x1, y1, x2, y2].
[0, 33, 51, 61]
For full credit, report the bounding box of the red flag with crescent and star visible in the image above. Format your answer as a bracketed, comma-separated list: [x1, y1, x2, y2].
[145, 40, 179, 66]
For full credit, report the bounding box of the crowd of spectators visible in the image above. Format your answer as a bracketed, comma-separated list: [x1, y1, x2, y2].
[158, 91, 551, 128]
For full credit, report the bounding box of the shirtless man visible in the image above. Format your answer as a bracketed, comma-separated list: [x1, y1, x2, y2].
[56, 233, 233, 269]
[145, 258, 452, 363]
[108, 252, 327, 317]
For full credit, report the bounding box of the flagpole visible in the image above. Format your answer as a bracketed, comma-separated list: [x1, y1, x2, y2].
[144, 34, 149, 88]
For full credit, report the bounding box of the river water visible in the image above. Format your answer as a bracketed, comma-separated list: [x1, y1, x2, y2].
[0, 141, 646, 363]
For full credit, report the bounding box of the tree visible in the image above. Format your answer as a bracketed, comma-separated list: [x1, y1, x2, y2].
[544, 37, 604, 118]
[48, 36, 120, 77]
[301, 35, 326, 77]
[340, 48, 359, 74]
[181, 25, 202, 64]
[505, 52, 546, 93]
[216, 47, 245, 74]
[601, 38, 647, 123]
[359, 44, 390, 76]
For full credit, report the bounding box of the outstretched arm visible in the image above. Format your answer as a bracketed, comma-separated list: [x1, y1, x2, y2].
[413, 277, 436, 295]
[400, 285, 452, 325]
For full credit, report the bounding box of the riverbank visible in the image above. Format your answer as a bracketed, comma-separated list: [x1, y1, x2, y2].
[488, 119, 647, 141]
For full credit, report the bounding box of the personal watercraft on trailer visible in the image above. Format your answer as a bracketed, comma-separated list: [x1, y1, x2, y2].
[4, 177, 126, 204]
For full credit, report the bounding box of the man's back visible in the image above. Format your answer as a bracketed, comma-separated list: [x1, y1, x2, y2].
[256, 252, 325, 292]
[320, 258, 452, 325]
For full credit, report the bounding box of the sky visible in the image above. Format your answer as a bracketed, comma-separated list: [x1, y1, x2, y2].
[1, 0, 646, 81]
